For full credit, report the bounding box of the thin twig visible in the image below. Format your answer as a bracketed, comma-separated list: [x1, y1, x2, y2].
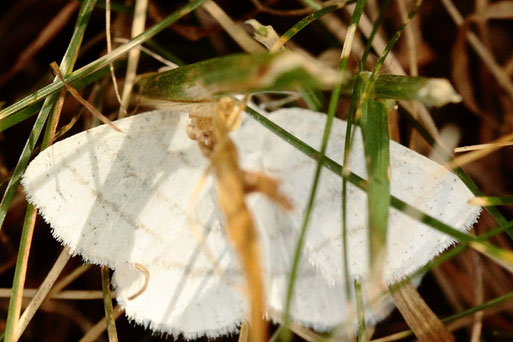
[50, 62, 123, 132]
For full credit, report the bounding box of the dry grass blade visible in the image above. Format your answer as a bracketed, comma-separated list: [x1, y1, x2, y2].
[471, 1, 513, 21]
[0, 289, 103, 300]
[15, 247, 71, 340]
[445, 130, 513, 171]
[442, 0, 513, 101]
[101, 266, 118, 342]
[449, 20, 500, 128]
[51, 264, 92, 295]
[118, 0, 148, 118]
[238, 321, 250, 342]
[392, 281, 454, 342]
[203, 99, 267, 342]
[78, 305, 124, 342]
[114, 37, 179, 68]
[454, 141, 513, 153]
[50, 62, 123, 132]
[201, 1, 265, 53]
[250, 0, 314, 16]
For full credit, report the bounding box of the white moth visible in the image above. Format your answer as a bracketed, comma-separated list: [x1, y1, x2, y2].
[22, 108, 480, 338]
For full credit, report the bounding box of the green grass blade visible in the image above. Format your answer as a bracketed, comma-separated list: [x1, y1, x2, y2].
[0, 0, 210, 120]
[269, 4, 347, 112]
[355, 279, 367, 342]
[3, 205, 37, 342]
[359, 0, 392, 71]
[339, 0, 392, 295]
[136, 52, 343, 102]
[278, 1, 367, 340]
[271, 4, 343, 51]
[0, 103, 43, 132]
[373, 74, 461, 106]
[0, 59, 128, 132]
[359, 97, 391, 265]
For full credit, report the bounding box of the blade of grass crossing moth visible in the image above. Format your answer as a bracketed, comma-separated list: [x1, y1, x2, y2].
[341, 0, 396, 304]
[243, 105, 513, 269]
[335, 0, 368, 307]
[0, 0, 211, 120]
[351, 0, 421, 281]
[279, 1, 367, 341]
[0, 0, 97, 231]
[340, 0, 392, 299]
[101, 267, 118, 342]
[359, 97, 391, 269]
